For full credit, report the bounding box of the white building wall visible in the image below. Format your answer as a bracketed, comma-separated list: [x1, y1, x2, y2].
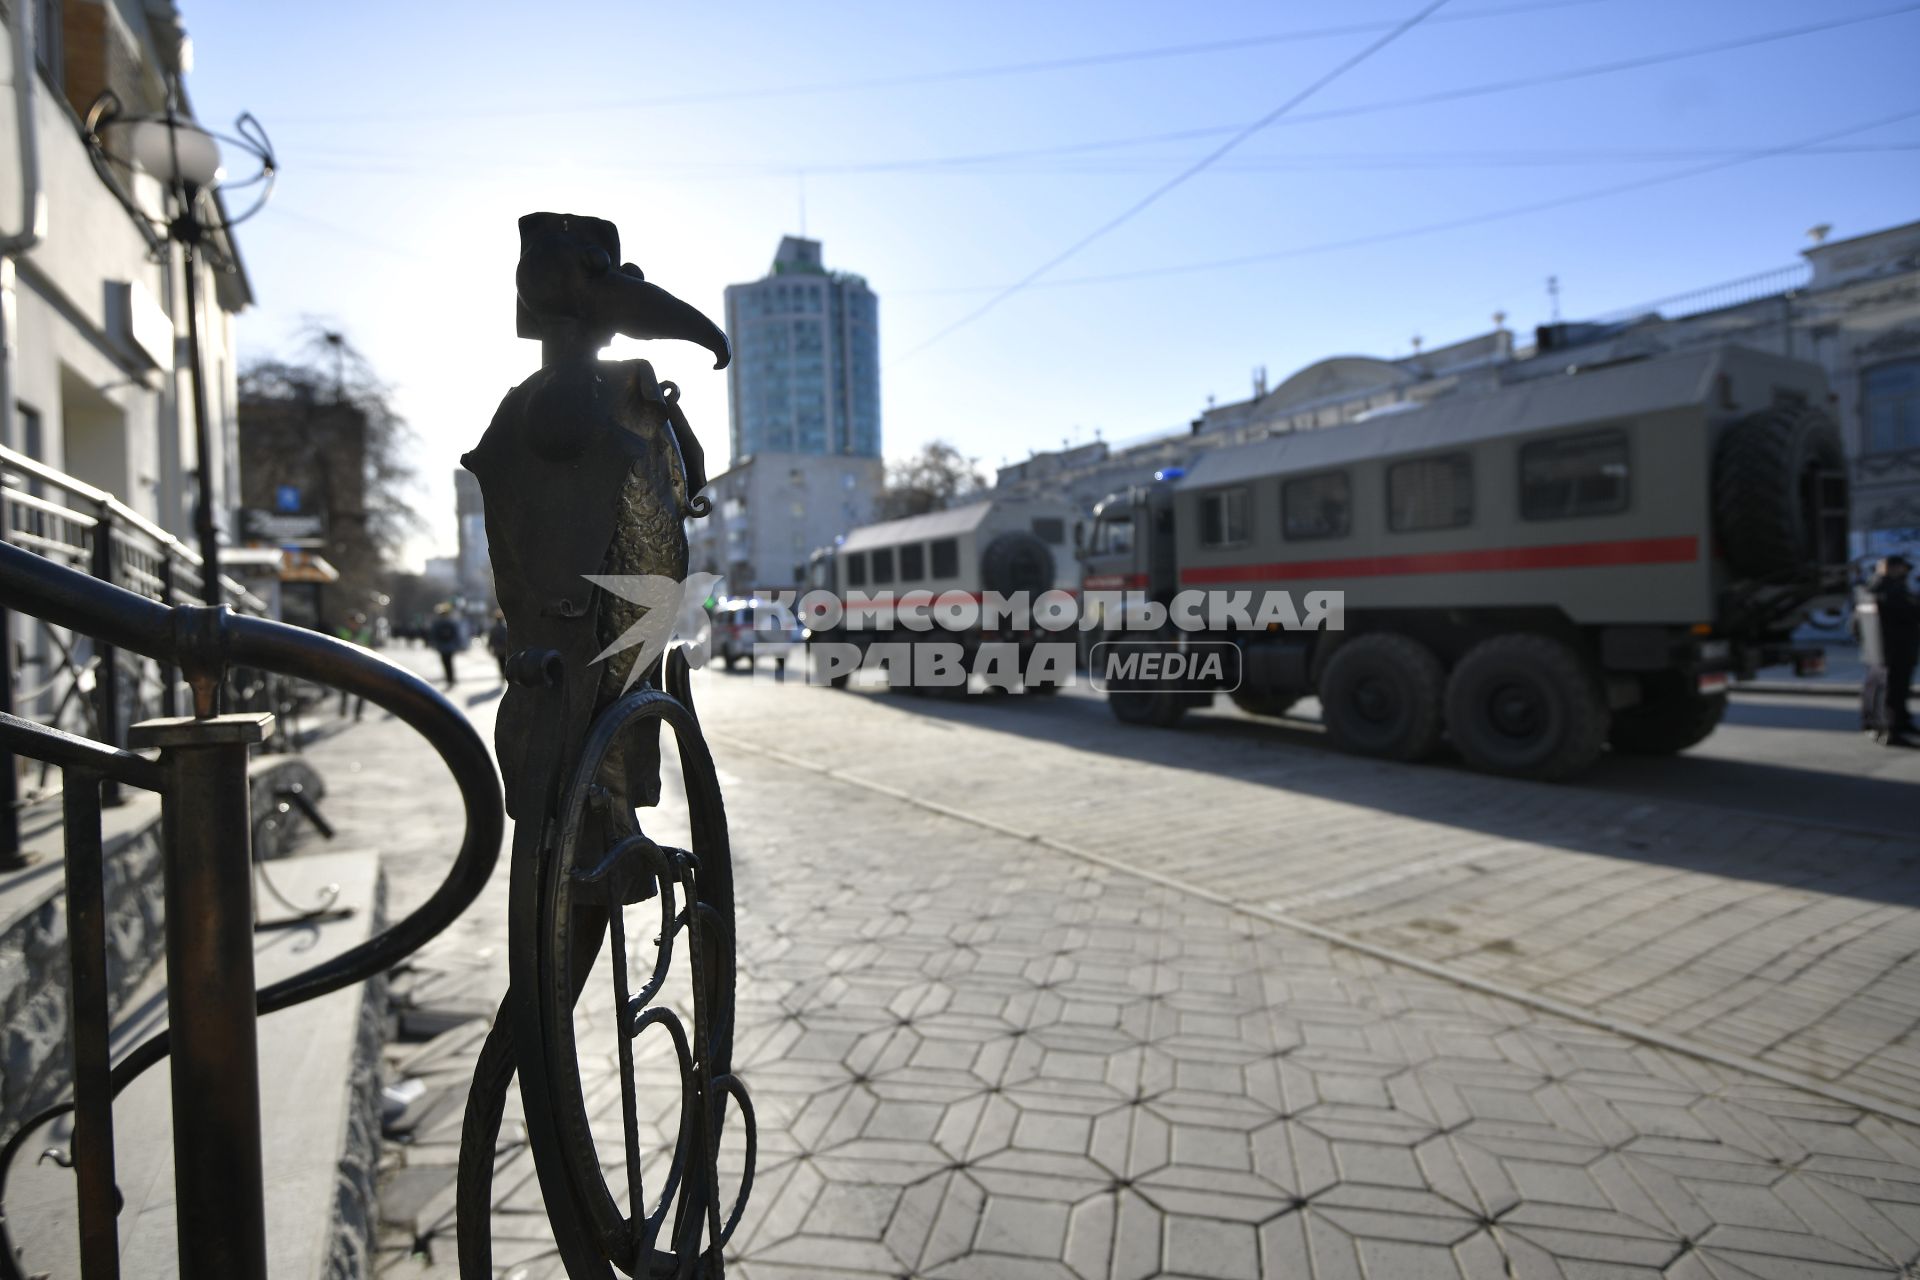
[0, 14, 245, 542]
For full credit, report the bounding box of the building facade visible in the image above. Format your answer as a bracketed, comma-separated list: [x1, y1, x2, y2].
[997, 218, 1920, 564]
[686, 450, 884, 593]
[995, 330, 1518, 514]
[453, 467, 493, 624]
[724, 235, 880, 462]
[0, 0, 248, 547]
[1527, 220, 1920, 560]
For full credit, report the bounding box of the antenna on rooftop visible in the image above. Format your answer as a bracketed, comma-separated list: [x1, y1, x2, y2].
[1547, 275, 1561, 322]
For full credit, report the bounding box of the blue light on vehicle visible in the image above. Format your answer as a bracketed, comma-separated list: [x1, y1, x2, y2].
[1154, 467, 1185, 481]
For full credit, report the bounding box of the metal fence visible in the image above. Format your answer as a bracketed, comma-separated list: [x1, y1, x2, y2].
[0, 540, 502, 1278]
[0, 443, 309, 860]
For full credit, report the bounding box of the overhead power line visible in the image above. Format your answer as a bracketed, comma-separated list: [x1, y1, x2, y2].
[893, 106, 1920, 300]
[808, 2, 1920, 178]
[889, 0, 1454, 366]
[295, 141, 1920, 183]
[277, 0, 1601, 126]
[283, 3, 1920, 186]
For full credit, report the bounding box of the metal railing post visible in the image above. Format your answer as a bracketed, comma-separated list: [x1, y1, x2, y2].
[0, 601, 20, 867]
[61, 770, 121, 1278]
[157, 554, 179, 717]
[88, 501, 121, 806]
[128, 711, 273, 1280]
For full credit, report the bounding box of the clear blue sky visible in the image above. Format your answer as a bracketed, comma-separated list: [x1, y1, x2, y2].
[180, 0, 1920, 566]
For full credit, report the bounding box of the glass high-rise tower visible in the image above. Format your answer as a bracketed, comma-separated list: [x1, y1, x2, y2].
[724, 236, 880, 463]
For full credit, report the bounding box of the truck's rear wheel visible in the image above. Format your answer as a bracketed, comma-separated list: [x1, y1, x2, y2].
[1445, 634, 1606, 780]
[1608, 675, 1726, 755]
[1318, 634, 1444, 761]
[1109, 689, 1186, 727]
[1229, 687, 1297, 718]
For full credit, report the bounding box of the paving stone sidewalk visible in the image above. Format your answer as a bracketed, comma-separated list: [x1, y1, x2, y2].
[310, 653, 1920, 1278]
[694, 675, 1920, 1111]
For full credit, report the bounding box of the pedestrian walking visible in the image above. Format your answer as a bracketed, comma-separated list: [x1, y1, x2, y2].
[333, 610, 373, 720]
[428, 603, 464, 690]
[487, 609, 510, 681]
[1866, 554, 1917, 747]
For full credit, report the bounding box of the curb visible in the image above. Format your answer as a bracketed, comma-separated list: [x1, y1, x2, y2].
[1733, 680, 1917, 698]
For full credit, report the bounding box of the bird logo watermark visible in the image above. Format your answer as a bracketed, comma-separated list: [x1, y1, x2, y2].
[584, 571, 725, 692]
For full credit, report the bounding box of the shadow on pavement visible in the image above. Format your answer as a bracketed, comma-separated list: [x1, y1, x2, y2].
[833, 681, 1920, 909]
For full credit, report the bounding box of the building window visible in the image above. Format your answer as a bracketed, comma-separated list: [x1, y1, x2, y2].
[930, 537, 959, 577]
[1388, 454, 1472, 532]
[1520, 430, 1629, 520]
[871, 547, 895, 585]
[1864, 360, 1920, 453]
[1198, 487, 1249, 548]
[844, 552, 866, 587]
[1032, 517, 1066, 544]
[899, 542, 925, 582]
[1281, 470, 1350, 540]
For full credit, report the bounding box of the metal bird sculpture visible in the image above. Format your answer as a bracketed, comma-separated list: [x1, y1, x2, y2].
[457, 213, 752, 1277]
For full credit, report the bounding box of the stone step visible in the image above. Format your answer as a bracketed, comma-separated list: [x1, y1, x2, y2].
[7, 849, 388, 1280]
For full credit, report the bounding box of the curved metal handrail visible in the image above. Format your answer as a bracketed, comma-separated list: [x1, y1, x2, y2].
[0, 541, 504, 1276]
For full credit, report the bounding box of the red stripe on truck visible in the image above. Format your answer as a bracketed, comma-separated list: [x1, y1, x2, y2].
[1177, 535, 1698, 585]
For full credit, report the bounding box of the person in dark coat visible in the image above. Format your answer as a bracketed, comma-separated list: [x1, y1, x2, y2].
[427, 603, 464, 690]
[1868, 554, 1917, 747]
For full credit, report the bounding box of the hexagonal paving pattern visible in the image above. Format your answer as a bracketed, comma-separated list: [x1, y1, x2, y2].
[385, 742, 1920, 1279]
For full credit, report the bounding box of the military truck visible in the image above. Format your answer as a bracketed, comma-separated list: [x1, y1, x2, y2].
[806, 495, 1079, 692]
[1079, 345, 1849, 778]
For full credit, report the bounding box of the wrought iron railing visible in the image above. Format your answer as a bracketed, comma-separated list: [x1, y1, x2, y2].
[1591, 262, 1812, 326]
[0, 540, 504, 1278]
[0, 443, 312, 863]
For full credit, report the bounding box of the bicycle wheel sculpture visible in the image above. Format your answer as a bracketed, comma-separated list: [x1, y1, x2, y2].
[456, 212, 751, 1277]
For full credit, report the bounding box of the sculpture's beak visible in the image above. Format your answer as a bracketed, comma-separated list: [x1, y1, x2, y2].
[608, 267, 732, 369]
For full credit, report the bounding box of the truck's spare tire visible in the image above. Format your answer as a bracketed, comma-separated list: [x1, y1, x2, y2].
[1712, 401, 1844, 580]
[979, 531, 1055, 599]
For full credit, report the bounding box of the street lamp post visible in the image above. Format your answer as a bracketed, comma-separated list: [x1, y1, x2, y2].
[81, 91, 275, 602]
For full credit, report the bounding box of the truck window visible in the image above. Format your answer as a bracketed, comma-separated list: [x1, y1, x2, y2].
[931, 537, 960, 577]
[1032, 517, 1066, 544]
[1388, 454, 1472, 532]
[844, 552, 867, 587]
[900, 542, 925, 582]
[1520, 430, 1630, 520]
[1282, 471, 1351, 540]
[872, 547, 895, 584]
[1093, 516, 1133, 555]
[1199, 487, 1250, 548]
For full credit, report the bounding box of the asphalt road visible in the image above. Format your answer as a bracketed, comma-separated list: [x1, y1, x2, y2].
[1017, 681, 1920, 838]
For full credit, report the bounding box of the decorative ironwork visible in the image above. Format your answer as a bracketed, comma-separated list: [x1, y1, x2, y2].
[0, 543, 504, 1279]
[0, 443, 306, 868]
[456, 212, 751, 1276]
[0, 209, 749, 1280]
